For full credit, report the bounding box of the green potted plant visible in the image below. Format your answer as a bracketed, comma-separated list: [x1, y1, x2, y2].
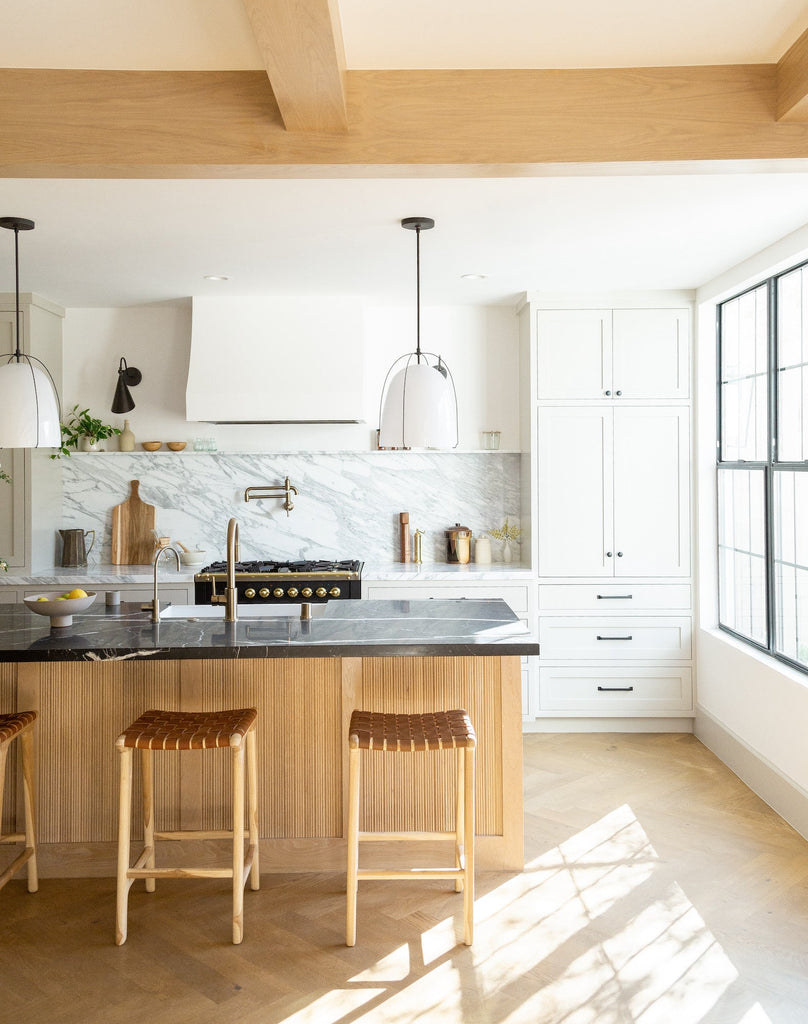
[52, 404, 121, 458]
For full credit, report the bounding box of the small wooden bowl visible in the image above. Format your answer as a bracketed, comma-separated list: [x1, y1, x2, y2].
[167, 441, 186, 452]
[141, 441, 162, 451]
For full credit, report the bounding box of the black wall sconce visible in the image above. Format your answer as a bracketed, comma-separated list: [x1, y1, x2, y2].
[111, 357, 142, 414]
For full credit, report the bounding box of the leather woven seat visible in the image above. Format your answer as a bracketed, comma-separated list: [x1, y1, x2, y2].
[115, 706, 260, 946]
[349, 710, 476, 752]
[0, 710, 38, 895]
[346, 708, 476, 948]
[118, 708, 258, 751]
[0, 710, 37, 746]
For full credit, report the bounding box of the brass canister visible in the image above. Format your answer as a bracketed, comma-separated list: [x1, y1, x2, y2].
[445, 523, 472, 564]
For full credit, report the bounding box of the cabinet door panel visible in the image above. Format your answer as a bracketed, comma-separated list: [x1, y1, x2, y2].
[612, 309, 689, 400]
[538, 666, 693, 714]
[536, 310, 612, 399]
[613, 407, 690, 577]
[538, 616, 692, 659]
[538, 407, 613, 576]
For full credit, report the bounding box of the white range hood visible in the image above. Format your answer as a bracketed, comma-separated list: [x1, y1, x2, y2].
[186, 296, 364, 423]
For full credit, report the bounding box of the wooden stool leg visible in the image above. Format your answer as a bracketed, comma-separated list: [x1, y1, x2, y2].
[247, 726, 260, 891]
[141, 748, 156, 893]
[345, 745, 360, 947]
[20, 726, 38, 893]
[462, 746, 475, 946]
[232, 742, 245, 945]
[116, 746, 134, 946]
[454, 748, 464, 893]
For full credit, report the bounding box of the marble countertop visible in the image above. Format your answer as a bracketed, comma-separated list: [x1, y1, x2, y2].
[1, 560, 534, 587]
[0, 598, 540, 662]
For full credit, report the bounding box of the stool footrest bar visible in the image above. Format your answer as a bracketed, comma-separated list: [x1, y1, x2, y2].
[357, 867, 464, 881]
[127, 867, 234, 880]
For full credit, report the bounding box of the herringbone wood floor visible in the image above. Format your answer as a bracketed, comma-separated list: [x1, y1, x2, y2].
[2, 733, 808, 1024]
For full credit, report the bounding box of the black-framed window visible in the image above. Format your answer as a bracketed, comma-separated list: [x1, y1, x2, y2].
[718, 265, 808, 672]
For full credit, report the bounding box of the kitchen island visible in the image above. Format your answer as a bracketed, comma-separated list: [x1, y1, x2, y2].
[0, 598, 537, 877]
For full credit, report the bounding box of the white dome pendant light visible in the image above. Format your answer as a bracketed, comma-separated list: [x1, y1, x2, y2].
[378, 217, 458, 450]
[0, 217, 61, 448]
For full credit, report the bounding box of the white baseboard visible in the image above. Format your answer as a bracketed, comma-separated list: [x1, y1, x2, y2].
[695, 706, 808, 842]
[522, 717, 695, 734]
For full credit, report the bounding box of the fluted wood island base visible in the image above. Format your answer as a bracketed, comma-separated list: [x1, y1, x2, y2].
[3, 652, 524, 877]
[0, 598, 536, 877]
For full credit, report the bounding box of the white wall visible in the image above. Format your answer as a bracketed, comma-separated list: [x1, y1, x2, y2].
[62, 301, 520, 453]
[695, 225, 808, 815]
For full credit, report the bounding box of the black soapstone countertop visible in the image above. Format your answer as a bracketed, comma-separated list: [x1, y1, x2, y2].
[0, 598, 539, 662]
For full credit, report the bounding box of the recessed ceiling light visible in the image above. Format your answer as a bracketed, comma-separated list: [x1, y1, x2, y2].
[203, 274, 230, 281]
[461, 273, 487, 280]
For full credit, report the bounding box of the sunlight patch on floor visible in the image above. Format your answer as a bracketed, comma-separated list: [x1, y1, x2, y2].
[343, 804, 759, 1024]
[276, 986, 386, 1023]
[349, 943, 411, 983]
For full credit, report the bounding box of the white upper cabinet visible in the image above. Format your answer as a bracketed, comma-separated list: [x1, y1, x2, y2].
[537, 405, 690, 577]
[537, 307, 689, 400]
[537, 309, 611, 399]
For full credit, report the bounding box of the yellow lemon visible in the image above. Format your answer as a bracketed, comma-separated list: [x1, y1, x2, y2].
[67, 588, 88, 599]
[56, 596, 68, 601]
[36, 596, 49, 602]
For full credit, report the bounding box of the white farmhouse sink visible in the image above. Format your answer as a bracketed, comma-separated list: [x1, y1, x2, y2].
[160, 604, 326, 620]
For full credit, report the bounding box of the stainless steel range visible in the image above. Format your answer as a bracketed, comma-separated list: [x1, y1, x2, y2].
[194, 559, 363, 606]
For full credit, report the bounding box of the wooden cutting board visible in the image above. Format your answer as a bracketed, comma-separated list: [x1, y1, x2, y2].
[111, 480, 156, 565]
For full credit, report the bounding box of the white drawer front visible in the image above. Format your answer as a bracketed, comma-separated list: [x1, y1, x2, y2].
[538, 616, 691, 659]
[539, 667, 693, 714]
[538, 583, 691, 611]
[365, 583, 530, 615]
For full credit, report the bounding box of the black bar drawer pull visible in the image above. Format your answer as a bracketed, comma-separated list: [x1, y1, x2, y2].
[596, 635, 633, 641]
[596, 594, 633, 600]
[597, 685, 635, 692]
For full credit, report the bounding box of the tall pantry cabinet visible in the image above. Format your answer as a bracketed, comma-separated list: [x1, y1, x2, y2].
[519, 298, 694, 727]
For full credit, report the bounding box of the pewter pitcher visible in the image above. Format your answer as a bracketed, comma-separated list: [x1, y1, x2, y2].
[59, 528, 95, 567]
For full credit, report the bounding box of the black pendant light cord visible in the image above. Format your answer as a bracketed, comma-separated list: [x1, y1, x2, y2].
[12, 225, 22, 362]
[415, 223, 421, 364]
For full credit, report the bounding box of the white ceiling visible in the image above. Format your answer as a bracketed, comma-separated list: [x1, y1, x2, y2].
[4, 2, 808, 308]
[2, 0, 807, 69]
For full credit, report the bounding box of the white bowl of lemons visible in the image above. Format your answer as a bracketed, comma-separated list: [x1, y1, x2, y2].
[24, 589, 97, 628]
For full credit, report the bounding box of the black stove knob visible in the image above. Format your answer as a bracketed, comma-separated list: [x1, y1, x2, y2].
[315, 587, 327, 598]
[244, 588, 256, 599]
[329, 586, 341, 598]
[301, 587, 313, 598]
[287, 587, 299, 598]
[272, 587, 284, 598]
[259, 587, 270, 598]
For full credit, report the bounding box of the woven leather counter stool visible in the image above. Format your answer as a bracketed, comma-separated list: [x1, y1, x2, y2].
[0, 711, 38, 894]
[346, 709, 476, 947]
[115, 707, 259, 946]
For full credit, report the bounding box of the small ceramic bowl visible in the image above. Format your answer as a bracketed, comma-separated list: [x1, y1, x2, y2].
[141, 441, 162, 451]
[167, 441, 186, 452]
[179, 550, 207, 566]
[24, 592, 97, 628]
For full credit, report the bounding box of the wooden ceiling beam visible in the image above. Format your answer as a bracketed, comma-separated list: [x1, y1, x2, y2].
[3, 65, 808, 176]
[777, 25, 808, 121]
[241, 0, 347, 132]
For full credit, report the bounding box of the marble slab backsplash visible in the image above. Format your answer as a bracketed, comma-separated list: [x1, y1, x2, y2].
[60, 452, 521, 567]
